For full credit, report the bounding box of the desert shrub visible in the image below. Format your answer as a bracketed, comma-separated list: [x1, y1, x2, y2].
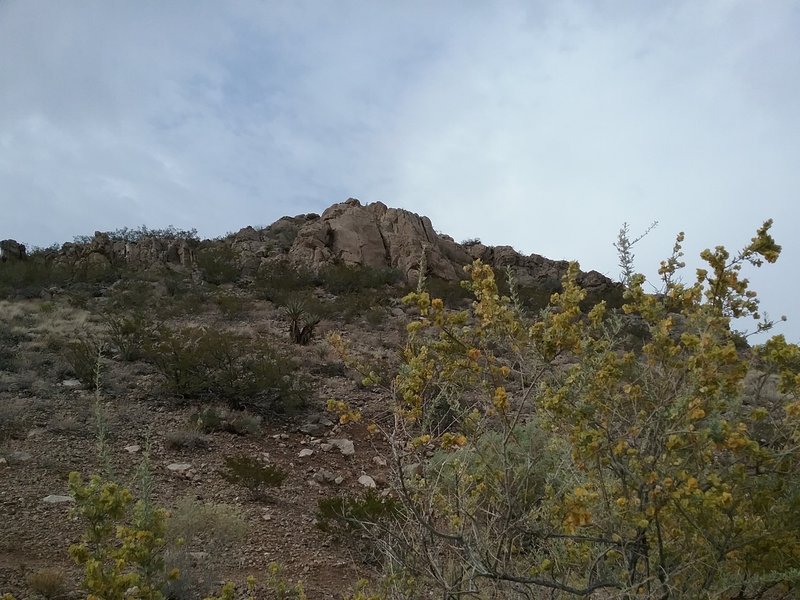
[103, 310, 154, 361]
[63, 336, 102, 387]
[164, 498, 247, 600]
[26, 568, 68, 599]
[196, 244, 239, 285]
[319, 263, 402, 296]
[75, 225, 199, 244]
[317, 490, 401, 535]
[317, 490, 402, 563]
[280, 298, 320, 344]
[190, 406, 262, 436]
[327, 221, 800, 599]
[0, 322, 21, 372]
[0, 398, 26, 441]
[0, 255, 70, 297]
[145, 326, 310, 412]
[423, 276, 471, 308]
[164, 429, 211, 450]
[214, 293, 248, 319]
[67, 471, 169, 599]
[255, 260, 316, 303]
[222, 455, 287, 501]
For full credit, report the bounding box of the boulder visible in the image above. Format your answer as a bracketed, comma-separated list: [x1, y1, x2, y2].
[0, 239, 26, 262]
[289, 199, 471, 282]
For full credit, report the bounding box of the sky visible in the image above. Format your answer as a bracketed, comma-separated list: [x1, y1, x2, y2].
[1, 1, 798, 341]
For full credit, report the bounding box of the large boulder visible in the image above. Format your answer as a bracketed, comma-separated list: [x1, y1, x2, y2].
[288, 199, 471, 281]
[0, 239, 26, 262]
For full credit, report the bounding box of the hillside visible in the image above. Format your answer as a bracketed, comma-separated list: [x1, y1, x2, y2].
[1, 201, 797, 599]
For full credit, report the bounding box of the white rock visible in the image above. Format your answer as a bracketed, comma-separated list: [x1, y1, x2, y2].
[61, 379, 82, 388]
[372, 456, 387, 467]
[358, 475, 377, 488]
[298, 449, 314, 458]
[329, 438, 355, 456]
[43, 494, 74, 504]
[167, 463, 192, 472]
[124, 445, 142, 453]
[319, 443, 333, 452]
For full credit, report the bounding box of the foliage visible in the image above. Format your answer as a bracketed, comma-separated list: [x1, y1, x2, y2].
[190, 406, 262, 436]
[255, 260, 316, 303]
[317, 490, 402, 535]
[0, 254, 70, 297]
[25, 568, 68, 599]
[613, 220, 658, 286]
[196, 244, 240, 285]
[330, 220, 800, 599]
[164, 498, 247, 600]
[103, 309, 154, 361]
[63, 336, 103, 387]
[74, 225, 199, 244]
[221, 455, 287, 502]
[68, 470, 170, 600]
[318, 263, 402, 296]
[144, 325, 310, 412]
[280, 298, 320, 345]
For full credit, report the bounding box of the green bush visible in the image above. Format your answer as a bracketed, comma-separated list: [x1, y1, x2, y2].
[190, 406, 262, 436]
[103, 310, 154, 361]
[316, 490, 401, 535]
[255, 260, 316, 303]
[196, 244, 240, 285]
[144, 325, 310, 412]
[222, 455, 287, 501]
[319, 263, 402, 296]
[0, 256, 70, 297]
[63, 336, 102, 387]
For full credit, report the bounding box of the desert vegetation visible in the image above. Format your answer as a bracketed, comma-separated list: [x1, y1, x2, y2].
[1, 212, 798, 599]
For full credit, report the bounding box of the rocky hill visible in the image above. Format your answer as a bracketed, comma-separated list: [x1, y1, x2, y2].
[0, 198, 626, 599]
[2, 198, 622, 307]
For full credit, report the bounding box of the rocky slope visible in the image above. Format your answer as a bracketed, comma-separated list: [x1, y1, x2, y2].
[4, 198, 622, 304]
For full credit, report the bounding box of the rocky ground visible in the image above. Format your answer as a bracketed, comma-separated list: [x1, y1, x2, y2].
[0, 291, 406, 599]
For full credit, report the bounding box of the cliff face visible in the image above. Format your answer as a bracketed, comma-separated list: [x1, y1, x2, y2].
[1, 198, 622, 302]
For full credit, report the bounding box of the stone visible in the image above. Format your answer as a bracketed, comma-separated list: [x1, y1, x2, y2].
[167, 463, 192, 472]
[61, 379, 82, 388]
[358, 475, 377, 488]
[298, 449, 314, 458]
[6, 451, 32, 464]
[298, 423, 325, 436]
[0, 239, 26, 262]
[403, 463, 423, 479]
[313, 469, 337, 484]
[329, 438, 355, 456]
[319, 443, 333, 452]
[372, 456, 387, 467]
[42, 494, 74, 504]
[124, 444, 142, 453]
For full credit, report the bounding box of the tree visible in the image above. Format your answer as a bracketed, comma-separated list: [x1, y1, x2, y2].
[337, 221, 800, 599]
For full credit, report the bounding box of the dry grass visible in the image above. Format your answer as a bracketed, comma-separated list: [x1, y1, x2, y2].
[26, 567, 69, 599]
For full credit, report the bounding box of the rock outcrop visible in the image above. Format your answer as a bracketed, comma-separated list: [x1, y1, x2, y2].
[288, 199, 472, 281]
[51, 232, 198, 273]
[4, 198, 622, 305]
[0, 240, 26, 262]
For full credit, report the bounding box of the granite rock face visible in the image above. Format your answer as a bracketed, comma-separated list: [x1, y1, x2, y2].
[288, 199, 472, 282]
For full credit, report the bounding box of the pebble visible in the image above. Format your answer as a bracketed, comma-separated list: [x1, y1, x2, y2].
[298, 449, 314, 458]
[358, 475, 377, 488]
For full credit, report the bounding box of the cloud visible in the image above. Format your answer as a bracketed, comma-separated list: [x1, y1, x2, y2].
[0, 0, 798, 339]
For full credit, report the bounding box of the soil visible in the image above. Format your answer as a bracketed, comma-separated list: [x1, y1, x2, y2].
[0, 292, 406, 599]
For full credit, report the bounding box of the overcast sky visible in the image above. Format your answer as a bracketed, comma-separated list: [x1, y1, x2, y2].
[1, 1, 798, 341]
